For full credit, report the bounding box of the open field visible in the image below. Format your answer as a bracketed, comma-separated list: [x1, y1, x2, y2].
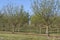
[0, 31, 46, 40]
[0, 32, 60, 40]
[0, 33, 47, 40]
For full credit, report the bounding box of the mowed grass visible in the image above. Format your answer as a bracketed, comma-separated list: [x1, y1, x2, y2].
[0, 31, 60, 40]
[0, 33, 48, 40]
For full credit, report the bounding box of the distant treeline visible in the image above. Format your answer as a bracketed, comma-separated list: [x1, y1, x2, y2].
[0, 0, 60, 34]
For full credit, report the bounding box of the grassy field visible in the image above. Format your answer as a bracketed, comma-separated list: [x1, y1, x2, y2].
[0, 33, 48, 40]
[0, 32, 60, 40]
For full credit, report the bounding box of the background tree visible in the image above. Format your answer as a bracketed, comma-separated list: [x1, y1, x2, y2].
[0, 4, 30, 33]
[31, 0, 60, 37]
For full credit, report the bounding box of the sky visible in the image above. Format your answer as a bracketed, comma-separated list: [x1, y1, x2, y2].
[0, 0, 32, 15]
[0, 0, 60, 15]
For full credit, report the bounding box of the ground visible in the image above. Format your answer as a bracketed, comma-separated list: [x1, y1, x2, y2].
[0, 31, 60, 40]
[0, 34, 47, 40]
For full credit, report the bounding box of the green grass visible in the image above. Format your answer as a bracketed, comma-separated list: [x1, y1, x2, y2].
[0, 32, 60, 40]
[0, 31, 60, 40]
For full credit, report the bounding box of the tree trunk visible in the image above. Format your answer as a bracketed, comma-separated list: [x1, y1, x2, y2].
[46, 26, 49, 40]
[11, 25, 15, 34]
[46, 26, 48, 35]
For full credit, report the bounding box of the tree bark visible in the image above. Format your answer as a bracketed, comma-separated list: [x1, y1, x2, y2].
[46, 25, 49, 40]
[46, 26, 48, 34]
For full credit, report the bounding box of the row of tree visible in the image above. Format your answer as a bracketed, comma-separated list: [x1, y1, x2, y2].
[0, 5, 30, 33]
[0, 0, 60, 34]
